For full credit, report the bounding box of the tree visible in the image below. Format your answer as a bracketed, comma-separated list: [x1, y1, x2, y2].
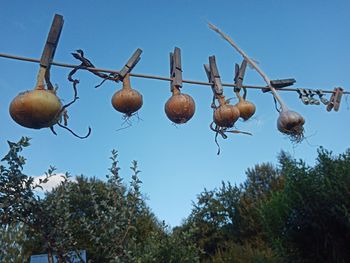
[182, 149, 350, 262]
[237, 163, 284, 244]
[21, 149, 159, 262]
[181, 183, 238, 258]
[179, 162, 283, 262]
[0, 138, 53, 262]
[260, 149, 350, 262]
[0, 138, 199, 262]
[39, 152, 199, 262]
[6, 136, 349, 262]
[137, 221, 200, 263]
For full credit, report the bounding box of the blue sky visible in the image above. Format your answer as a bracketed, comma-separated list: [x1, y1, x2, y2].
[1, 0, 349, 227]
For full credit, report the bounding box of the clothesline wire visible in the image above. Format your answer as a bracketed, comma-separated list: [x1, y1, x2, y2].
[0, 52, 348, 94]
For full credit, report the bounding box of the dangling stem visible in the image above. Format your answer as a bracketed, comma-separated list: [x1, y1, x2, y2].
[53, 59, 92, 139]
[57, 123, 91, 139]
[210, 121, 252, 155]
[44, 68, 55, 90]
[242, 87, 247, 100]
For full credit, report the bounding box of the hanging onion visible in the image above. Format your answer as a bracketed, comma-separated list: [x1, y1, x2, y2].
[111, 74, 143, 116]
[9, 85, 62, 129]
[165, 87, 195, 124]
[213, 96, 240, 128]
[277, 109, 305, 142]
[234, 88, 256, 121]
[210, 95, 251, 155]
[9, 63, 91, 139]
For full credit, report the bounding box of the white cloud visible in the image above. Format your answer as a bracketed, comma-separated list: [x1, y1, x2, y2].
[32, 173, 76, 193]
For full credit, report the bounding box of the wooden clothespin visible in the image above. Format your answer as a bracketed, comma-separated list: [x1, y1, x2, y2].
[37, 14, 64, 89]
[234, 59, 248, 92]
[204, 56, 223, 96]
[170, 47, 182, 91]
[327, 87, 344, 112]
[204, 56, 224, 109]
[118, 48, 142, 80]
[262, 78, 296, 93]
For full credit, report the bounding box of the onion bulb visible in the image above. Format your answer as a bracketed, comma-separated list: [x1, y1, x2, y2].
[165, 87, 195, 124]
[213, 97, 240, 128]
[234, 89, 256, 121]
[9, 86, 62, 129]
[111, 74, 143, 116]
[277, 109, 305, 142]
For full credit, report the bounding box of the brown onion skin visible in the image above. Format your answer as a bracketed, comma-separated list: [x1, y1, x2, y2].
[165, 93, 195, 124]
[213, 104, 240, 128]
[277, 110, 305, 134]
[9, 89, 62, 129]
[111, 89, 143, 116]
[235, 100, 256, 121]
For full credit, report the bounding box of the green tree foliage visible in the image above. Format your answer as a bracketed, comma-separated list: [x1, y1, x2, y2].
[34, 151, 199, 262]
[0, 137, 80, 262]
[260, 149, 350, 262]
[180, 149, 350, 263]
[138, 221, 200, 263]
[0, 138, 199, 262]
[237, 163, 284, 244]
[180, 163, 282, 262]
[2, 137, 350, 263]
[181, 182, 241, 259]
[0, 137, 35, 226]
[0, 137, 54, 262]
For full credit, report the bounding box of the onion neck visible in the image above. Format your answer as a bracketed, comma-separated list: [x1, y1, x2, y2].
[35, 67, 46, 90]
[172, 86, 181, 95]
[122, 74, 132, 90]
[217, 95, 226, 106]
[235, 91, 244, 102]
[279, 100, 289, 112]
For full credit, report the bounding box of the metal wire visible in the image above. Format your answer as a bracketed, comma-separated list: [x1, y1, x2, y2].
[0, 52, 348, 94]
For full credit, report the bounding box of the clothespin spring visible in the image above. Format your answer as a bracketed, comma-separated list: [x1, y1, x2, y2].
[316, 90, 329, 105]
[297, 89, 310, 105]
